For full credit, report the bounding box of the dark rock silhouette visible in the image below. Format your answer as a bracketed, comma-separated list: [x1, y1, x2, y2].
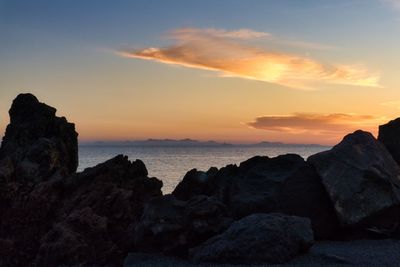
[308, 130, 400, 226]
[190, 213, 313, 264]
[0, 93, 78, 183]
[172, 167, 218, 201]
[35, 207, 122, 266]
[278, 163, 340, 239]
[174, 154, 305, 216]
[134, 194, 232, 256]
[173, 155, 339, 239]
[3, 93, 400, 266]
[379, 118, 400, 165]
[0, 95, 162, 267]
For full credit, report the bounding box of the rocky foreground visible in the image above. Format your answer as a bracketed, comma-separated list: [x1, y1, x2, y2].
[2, 94, 400, 266]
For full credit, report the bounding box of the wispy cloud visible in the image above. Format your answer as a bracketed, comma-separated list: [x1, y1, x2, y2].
[118, 27, 380, 90]
[247, 113, 383, 142]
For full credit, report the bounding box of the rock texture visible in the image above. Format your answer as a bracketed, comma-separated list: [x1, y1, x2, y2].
[278, 163, 340, 239]
[190, 213, 314, 264]
[308, 130, 400, 226]
[173, 154, 339, 239]
[0, 94, 163, 267]
[379, 118, 400, 165]
[0, 93, 78, 183]
[0, 155, 163, 267]
[134, 194, 232, 256]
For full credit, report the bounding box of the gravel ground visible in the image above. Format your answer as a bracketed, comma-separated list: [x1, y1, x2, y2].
[124, 239, 400, 267]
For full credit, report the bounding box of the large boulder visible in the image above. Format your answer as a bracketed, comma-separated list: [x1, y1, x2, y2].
[308, 130, 400, 226]
[134, 194, 232, 256]
[0, 93, 78, 183]
[204, 154, 305, 218]
[378, 118, 400, 165]
[0, 155, 163, 267]
[172, 154, 339, 239]
[190, 213, 314, 264]
[278, 163, 340, 239]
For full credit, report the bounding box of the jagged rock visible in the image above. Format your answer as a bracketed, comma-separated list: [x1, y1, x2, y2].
[378, 118, 400, 165]
[134, 194, 232, 256]
[172, 154, 339, 239]
[0, 94, 164, 267]
[61, 155, 163, 254]
[174, 154, 306, 218]
[308, 130, 400, 226]
[0, 155, 163, 267]
[0, 93, 78, 182]
[190, 213, 314, 264]
[35, 207, 122, 267]
[172, 167, 218, 201]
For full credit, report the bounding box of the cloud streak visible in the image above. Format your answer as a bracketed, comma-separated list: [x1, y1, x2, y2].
[247, 113, 383, 143]
[118, 27, 380, 89]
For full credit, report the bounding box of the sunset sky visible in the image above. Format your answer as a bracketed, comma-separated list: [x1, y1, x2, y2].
[1, 0, 400, 145]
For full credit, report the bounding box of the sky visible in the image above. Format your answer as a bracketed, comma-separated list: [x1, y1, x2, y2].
[1, 0, 400, 145]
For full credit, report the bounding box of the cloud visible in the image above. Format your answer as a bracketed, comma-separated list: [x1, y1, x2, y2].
[247, 113, 383, 143]
[118, 27, 380, 90]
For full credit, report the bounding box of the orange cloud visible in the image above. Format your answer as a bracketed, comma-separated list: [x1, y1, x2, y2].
[247, 113, 384, 143]
[118, 27, 380, 90]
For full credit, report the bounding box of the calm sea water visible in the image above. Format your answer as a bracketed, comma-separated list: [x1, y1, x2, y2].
[78, 145, 330, 193]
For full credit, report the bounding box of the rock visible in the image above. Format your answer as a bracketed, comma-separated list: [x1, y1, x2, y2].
[59, 155, 163, 258]
[172, 167, 217, 201]
[308, 130, 400, 226]
[378, 117, 400, 165]
[134, 194, 232, 256]
[0, 93, 78, 182]
[278, 163, 340, 239]
[190, 213, 314, 264]
[210, 154, 306, 218]
[35, 207, 122, 267]
[0, 94, 164, 266]
[172, 154, 340, 239]
[0, 155, 163, 266]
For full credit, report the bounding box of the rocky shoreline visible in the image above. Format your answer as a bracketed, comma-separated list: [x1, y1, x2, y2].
[2, 94, 400, 266]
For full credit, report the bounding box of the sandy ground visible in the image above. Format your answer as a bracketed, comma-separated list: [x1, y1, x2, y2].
[123, 239, 400, 267]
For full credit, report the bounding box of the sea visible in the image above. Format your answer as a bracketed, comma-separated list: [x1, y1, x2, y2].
[78, 145, 330, 193]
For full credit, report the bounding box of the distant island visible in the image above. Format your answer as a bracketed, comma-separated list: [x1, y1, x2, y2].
[80, 138, 328, 148]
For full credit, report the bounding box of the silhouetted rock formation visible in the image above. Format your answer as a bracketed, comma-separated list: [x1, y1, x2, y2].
[0, 93, 78, 183]
[190, 213, 314, 264]
[4, 93, 400, 266]
[0, 95, 162, 267]
[173, 155, 339, 239]
[308, 130, 400, 226]
[379, 118, 400, 165]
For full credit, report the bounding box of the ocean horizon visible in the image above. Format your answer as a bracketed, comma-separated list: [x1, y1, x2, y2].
[78, 144, 330, 193]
